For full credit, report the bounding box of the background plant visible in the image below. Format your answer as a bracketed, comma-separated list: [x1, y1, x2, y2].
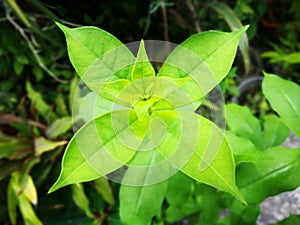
[1, 0, 300, 224]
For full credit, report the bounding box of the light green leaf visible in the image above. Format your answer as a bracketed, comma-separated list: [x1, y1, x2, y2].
[56, 23, 135, 93]
[225, 103, 263, 149]
[56, 22, 134, 78]
[281, 52, 300, 64]
[263, 73, 300, 137]
[210, 2, 250, 75]
[71, 183, 94, 218]
[158, 26, 248, 102]
[120, 181, 168, 225]
[34, 137, 67, 156]
[131, 40, 155, 80]
[45, 116, 72, 139]
[154, 111, 244, 202]
[237, 146, 300, 204]
[79, 92, 116, 122]
[262, 114, 289, 149]
[49, 110, 140, 193]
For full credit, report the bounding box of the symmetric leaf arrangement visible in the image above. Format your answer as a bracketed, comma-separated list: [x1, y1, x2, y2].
[49, 23, 248, 224]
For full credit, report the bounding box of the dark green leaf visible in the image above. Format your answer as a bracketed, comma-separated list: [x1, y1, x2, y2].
[225, 103, 263, 149]
[71, 184, 94, 218]
[262, 115, 289, 149]
[45, 116, 72, 139]
[237, 146, 300, 204]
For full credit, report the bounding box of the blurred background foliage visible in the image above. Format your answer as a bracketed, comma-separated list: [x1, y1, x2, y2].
[0, 0, 299, 224]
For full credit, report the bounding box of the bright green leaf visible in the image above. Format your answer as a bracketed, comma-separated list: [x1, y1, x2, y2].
[263, 73, 300, 137]
[79, 92, 116, 122]
[49, 110, 139, 193]
[158, 26, 248, 102]
[210, 2, 250, 74]
[154, 111, 244, 202]
[56, 23, 135, 94]
[52, 25, 246, 207]
[131, 40, 155, 80]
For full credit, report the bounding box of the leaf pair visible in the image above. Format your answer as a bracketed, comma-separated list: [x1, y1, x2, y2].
[49, 23, 248, 208]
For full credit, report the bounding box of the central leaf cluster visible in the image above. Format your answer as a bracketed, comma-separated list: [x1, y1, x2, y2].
[50, 23, 248, 205]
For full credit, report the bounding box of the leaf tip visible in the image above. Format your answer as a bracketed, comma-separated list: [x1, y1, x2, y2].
[48, 175, 67, 194]
[48, 180, 61, 194]
[55, 22, 70, 34]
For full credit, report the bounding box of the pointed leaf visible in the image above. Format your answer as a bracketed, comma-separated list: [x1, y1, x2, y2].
[49, 110, 142, 193]
[158, 26, 248, 101]
[56, 23, 135, 94]
[153, 111, 244, 202]
[131, 40, 155, 80]
[263, 73, 300, 137]
[210, 2, 250, 74]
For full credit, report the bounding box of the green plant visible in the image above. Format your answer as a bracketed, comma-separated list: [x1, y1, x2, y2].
[48, 23, 248, 224]
[221, 72, 300, 225]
